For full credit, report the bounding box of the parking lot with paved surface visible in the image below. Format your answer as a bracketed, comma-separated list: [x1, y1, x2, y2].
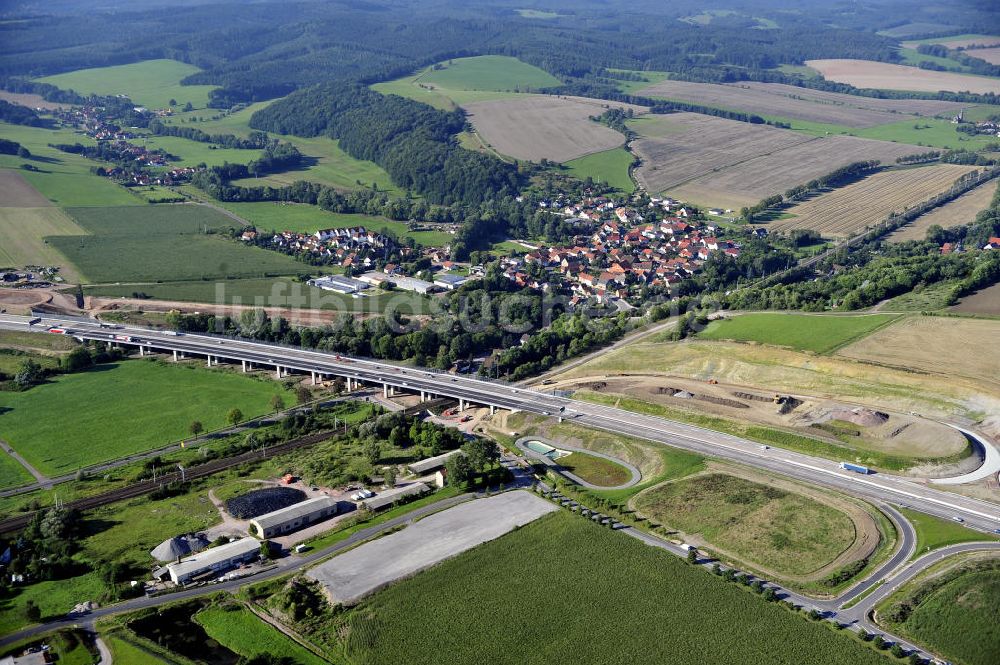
[307, 490, 557, 604]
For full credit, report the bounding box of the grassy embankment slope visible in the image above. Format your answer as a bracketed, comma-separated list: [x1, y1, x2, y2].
[195, 605, 327, 665]
[332, 511, 890, 665]
[698, 313, 899, 354]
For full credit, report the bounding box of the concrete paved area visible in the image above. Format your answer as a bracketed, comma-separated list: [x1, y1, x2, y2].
[307, 490, 557, 604]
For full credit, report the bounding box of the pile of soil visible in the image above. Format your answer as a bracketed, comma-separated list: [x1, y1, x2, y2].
[829, 408, 889, 428]
[225, 487, 306, 519]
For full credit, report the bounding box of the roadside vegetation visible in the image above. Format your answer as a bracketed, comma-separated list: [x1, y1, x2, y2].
[900, 508, 1000, 558]
[558, 451, 632, 487]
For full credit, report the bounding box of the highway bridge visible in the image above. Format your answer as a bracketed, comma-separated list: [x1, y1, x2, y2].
[3, 312, 998, 533]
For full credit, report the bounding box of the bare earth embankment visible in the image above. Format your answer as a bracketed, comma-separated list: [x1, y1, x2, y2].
[463, 95, 647, 162]
[806, 59, 1000, 94]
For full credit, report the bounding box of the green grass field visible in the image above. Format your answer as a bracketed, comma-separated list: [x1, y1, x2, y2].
[0, 451, 33, 489]
[37, 59, 217, 110]
[0, 571, 106, 635]
[418, 55, 561, 92]
[697, 313, 899, 354]
[132, 134, 263, 168]
[0, 123, 143, 207]
[558, 451, 631, 487]
[195, 605, 327, 665]
[606, 68, 671, 95]
[633, 473, 857, 578]
[0, 360, 294, 476]
[335, 511, 888, 665]
[53, 204, 309, 283]
[901, 508, 1000, 558]
[0, 206, 87, 279]
[563, 148, 635, 192]
[83, 277, 430, 314]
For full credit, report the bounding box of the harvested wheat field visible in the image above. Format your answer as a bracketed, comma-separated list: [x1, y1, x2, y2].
[768, 164, 976, 238]
[659, 133, 924, 211]
[637, 80, 964, 127]
[806, 59, 1000, 94]
[0, 169, 53, 207]
[902, 36, 1000, 50]
[965, 47, 1000, 65]
[463, 95, 647, 162]
[0, 91, 69, 111]
[632, 113, 813, 196]
[838, 316, 1000, 389]
[950, 282, 1000, 316]
[886, 179, 997, 242]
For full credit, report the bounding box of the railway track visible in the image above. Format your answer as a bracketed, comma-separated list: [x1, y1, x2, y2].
[0, 430, 335, 534]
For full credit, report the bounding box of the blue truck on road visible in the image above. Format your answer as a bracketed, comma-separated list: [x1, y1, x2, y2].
[839, 462, 870, 474]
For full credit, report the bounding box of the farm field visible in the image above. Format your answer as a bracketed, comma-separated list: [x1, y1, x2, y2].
[878, 23, 960, 38]
[332, 511, 889, 665]
[417, 55, 561, 92]
[84, 277, 431, 315]
[950, 281, 1000, 315]
[0, 91, 68, 110]
[637, 79, 964, 127]
[563, 147, 635, 192]
[36, 59, 218, 110]
[0, 359, 294, 477]
[805, 59, 1000, 94]
[194, 605, 327, 665]
[631, 113, 925, 208]
[631, 472, 869, 580]
[463, 95, 645, 162]
[206, 200, 453, 245]
[965, 47, 1000, 65]
[0, 123, 143, 207]
[697, 313, 899, 354]
[131, 134, 262, 168]
[902, 34, 1000, 49]
[0, 205, 86, 279]
[767, 164, 976, 238]
[886, 179, 997, 242]
[53, 204, 308, 283]
[230, 135, 398, 193]
[837, 315, 1000, 389]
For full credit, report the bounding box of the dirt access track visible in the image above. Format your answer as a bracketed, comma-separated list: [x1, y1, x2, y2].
[630, 462, 882, 586]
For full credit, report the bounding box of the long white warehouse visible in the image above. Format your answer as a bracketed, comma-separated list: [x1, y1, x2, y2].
[250, 496, 339, 538]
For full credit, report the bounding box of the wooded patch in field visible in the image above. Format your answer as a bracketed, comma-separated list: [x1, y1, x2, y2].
[768, 164, 976, 238]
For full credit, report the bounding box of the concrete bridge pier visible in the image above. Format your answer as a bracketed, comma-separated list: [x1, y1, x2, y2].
[206, 356, 213, 367]
[490, 405, 496, 415]
[311, 371, 317, 385]
[459, 398, 466, 411]
[275, 365, 282, 379]
[173, 350, 178, 361]
[138, 346, 145, 357]
[383, 384, 389, 398]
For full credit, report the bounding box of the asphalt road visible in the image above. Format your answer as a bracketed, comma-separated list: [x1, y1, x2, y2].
[2, 313, 997, 535]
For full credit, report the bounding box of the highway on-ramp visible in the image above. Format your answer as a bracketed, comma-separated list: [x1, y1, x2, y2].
[2, 312, 996, 534]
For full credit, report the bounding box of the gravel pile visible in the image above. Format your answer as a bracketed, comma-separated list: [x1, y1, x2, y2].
[226, 487, 307, 519]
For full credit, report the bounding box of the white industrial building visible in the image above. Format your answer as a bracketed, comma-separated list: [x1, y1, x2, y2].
[408, 449, 462, 475]
[433, 273, 469, 290]
[166, 537, 259, 584]
[308, 275, 370, 294]
[361, 482, 430, 511]
[250, 496, 339, 538]
[359, 271, 434, 294]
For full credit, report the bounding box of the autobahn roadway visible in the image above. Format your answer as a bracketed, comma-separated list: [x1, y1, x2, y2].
[2, 312, 998, 537]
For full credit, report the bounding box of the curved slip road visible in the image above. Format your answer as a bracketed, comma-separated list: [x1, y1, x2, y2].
[514, 436, 641, 490]
[931, 424, 1000, 485]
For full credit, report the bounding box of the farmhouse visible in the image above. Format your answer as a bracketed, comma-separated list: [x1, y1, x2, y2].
[166, 537, 259, 584]
[250, 496, 339, 538]
[361, 482, 430, 511]
[308, 275, 370, 294]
